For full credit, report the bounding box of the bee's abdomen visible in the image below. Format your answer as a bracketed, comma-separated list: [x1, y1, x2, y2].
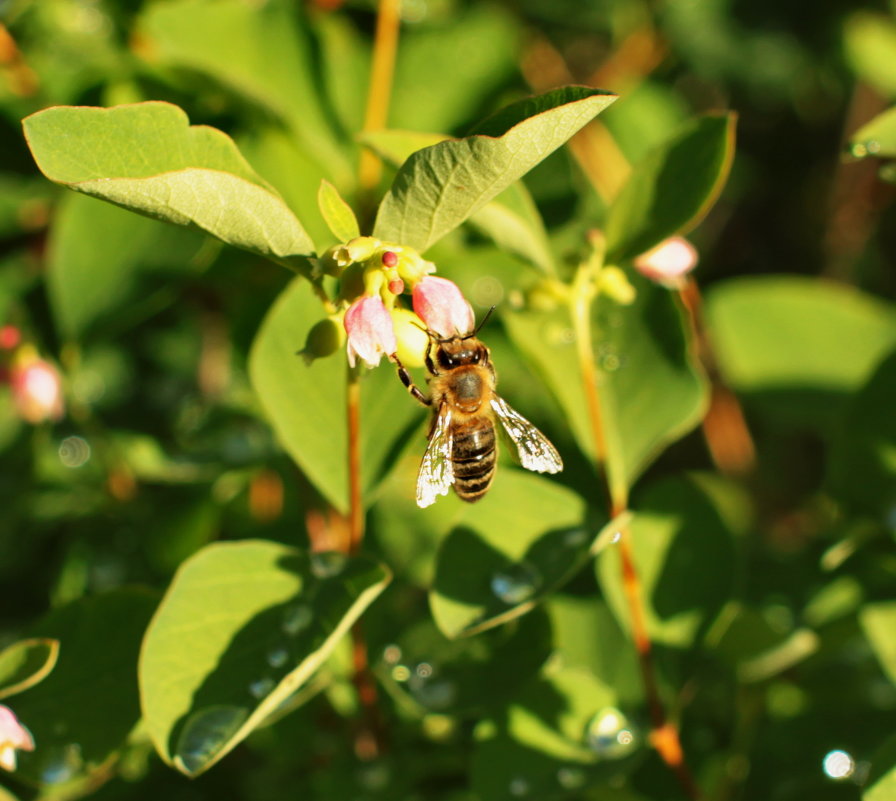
[451, 418, 496, 503]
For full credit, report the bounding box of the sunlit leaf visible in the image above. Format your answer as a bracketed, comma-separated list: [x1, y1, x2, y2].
[852, 107, 896, 159]
[139, 540, 390, 776]
[363, 129, 554, 272]
[861, 601, 896, 689]
[430, 470, 590, 639]
[597, 475, 736, 648]
[14, 590, 158, 788]
[317, 180, 359, 243]
[0, 639, 59, 700]
[604, 113, 736, 263]
[249, 278, 423, 512]
[374, 87, 616, 253]
[704, 276, 896, 428]
[23, 102, 316, 266]
[844, 12, 896, 99]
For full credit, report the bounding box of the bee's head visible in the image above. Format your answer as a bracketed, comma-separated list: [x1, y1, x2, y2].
[434, 335, 487, 369]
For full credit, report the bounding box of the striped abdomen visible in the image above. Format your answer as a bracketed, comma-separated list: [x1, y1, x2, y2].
[451, 416, 497, 503]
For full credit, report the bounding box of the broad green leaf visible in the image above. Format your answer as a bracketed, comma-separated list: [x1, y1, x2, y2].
[391, 4, 519, 134]
[604, 113, 735, 263]
[373, 87, 616, 253]
[703, 276, 896, 428]
[137, 0, 351, 184]
[363, 129, 554, 272]
[828, 351, 896, 517]
[472, 666, 640, 801]
[860, 601, 896, 688]
[317, 180, 359, 243]
[140, 541, 389, 776]
[844, 12, 896, 99]
[249, 278, 423, 512]
[504, 275, 708, 498]
[13, 589, 158, 788]
[597, 475, 736, 648]
[866, 733, 896, 801]
[430, 470, 590, 639]
[376, 611, 551, 717]
[0, 639, 59, 700]
[23, 102, 316, 265]
[47, 193, 208, 340]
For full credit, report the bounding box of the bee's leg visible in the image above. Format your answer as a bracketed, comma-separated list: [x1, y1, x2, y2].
[424, 338, 438, 376]
[390, 355, 431, 407]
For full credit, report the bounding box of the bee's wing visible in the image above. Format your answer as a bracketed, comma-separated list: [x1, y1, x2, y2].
[416, 403, 455, 508]
[490, 396, 563, 474]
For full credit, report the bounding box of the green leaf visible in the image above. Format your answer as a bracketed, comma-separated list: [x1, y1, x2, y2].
[430, 470, 590, 639]
[0, 639, 59, 701]
[504, 275, 708, 497]
[47, 193, 208, 340]
[852, 107, 896, 159]
[866, 733, 896, 801]
[703, 276, 896, 428]
[828, 351, 896, 517]
[844, 12, 896, 99]
[137, 0, 351, 184]
[472, 666, 640, 801]
[13, 589, 158, 788]
[373, 87, 616, 253]
[363, 129, 554, 272]
[317, 180, 360, 243]
[139, 540, 390, 776]
[249, 278, 423, 512]
[861, 601, 896, 688]
[23, 102, 316, 264]
[604, 113, 736, 263]
[597, 475, 736, 648]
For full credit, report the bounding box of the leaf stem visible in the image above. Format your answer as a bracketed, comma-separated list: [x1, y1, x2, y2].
[358, 0, 401, 198]
[572, 265, 703, 800]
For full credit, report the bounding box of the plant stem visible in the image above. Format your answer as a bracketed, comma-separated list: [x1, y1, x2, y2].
[358, 0, 401, 198]
[678, 277, 756, 477]
[572, 267, 703, 800]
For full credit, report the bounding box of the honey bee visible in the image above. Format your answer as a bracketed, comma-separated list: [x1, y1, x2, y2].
[393, 323, 563, 508]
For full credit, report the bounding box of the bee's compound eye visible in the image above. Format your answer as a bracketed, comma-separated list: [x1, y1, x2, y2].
[437, 349, 457, 370]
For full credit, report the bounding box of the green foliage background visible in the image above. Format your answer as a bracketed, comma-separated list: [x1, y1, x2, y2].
[1, 0, 895, 800]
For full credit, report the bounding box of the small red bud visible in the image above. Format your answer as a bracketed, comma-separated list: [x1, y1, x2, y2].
[388, 278, 404, 295]
[381, 251, 399, 268]
[0, 326, 21, 350]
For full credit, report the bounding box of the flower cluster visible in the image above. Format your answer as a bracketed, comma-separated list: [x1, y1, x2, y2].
[307, 237, 475, 370]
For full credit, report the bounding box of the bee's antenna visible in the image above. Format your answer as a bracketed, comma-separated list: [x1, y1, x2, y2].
[469, 305, 496, 338]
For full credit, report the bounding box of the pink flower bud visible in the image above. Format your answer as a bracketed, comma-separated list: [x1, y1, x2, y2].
[343, 296, 397, 368]
[412, 276, 475, 337]
[10, 353, 64, 424]
[632, 237, 698, 287]
[0, 325, 20, 350]
[0, 705, 34, 772]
